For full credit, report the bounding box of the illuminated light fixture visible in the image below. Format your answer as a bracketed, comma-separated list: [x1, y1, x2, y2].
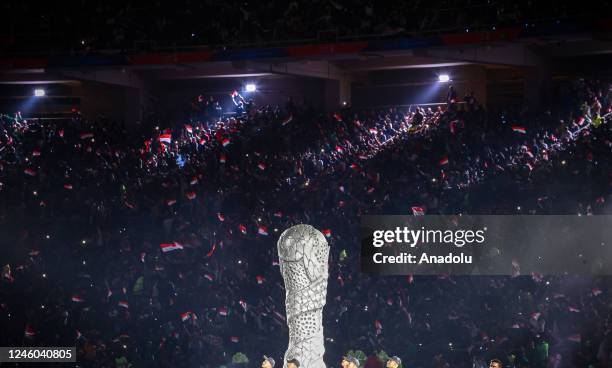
[438, 74, 450, 83]
[34, 89, 46, 97]
[245, 83, 257, 92]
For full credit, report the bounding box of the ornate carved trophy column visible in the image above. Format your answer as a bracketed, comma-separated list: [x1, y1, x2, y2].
[277, 224, 330, 368]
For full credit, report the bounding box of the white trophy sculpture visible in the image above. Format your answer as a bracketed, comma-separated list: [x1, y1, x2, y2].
[277, 224, 330, 368]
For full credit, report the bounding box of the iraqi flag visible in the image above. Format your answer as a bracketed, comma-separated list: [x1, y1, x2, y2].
[439, 157, 449, 166]
[335, 145, 344, 154]
[186, 191, 197, 200]
[282, 114, 293, 126]
[25, 325, 36, 338]
[80, 132, 94, 140]
[166, 199, 177, 206]
[217, 213, 225, 222]
[369, 127, 378, 134]
[219, 154, 227, 163]
[222, 138, 230, 147]
[185, 124, 193, 134]
[64, 184, 73, 190]
[24, 168, 37, 176]
[71, 295, 85, 303]
[333, 113, 343, 122]
[322, 229, 332, 238]
[274, 211, 283, 218]
[568, 306, 581, 313]
[230, 336, 240, 343]
[160, 242, 184, 253]
[118, 301, 129, 309]
[257, 163, 266, 171]
[190, 176, 198, 185]
[591, 288, 603, 296]
[204, 273, 214, 282]
[180, 311, 192, 322]
[258, 226, 269, 236]
[218, 307, 228, 316]
[256, 275, 265, 284]
[512, 126, 527, 134]
[411, 206, 425, 216]
[238, 224, 247, 234]
[32, 149, 41, 157]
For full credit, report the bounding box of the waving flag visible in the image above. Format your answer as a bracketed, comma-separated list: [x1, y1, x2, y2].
[25, 325, 36, 338]
[333, 113, 343, 122]
[322, 229, 332, 238]
[32, 149, 41, 157]
[71, 295, 85, 303]
[335, 146, 344, 154]
[159, 129, 172, 144]
[186, 192, 197, 200]
[238, 224, 247, 234]
[230, 336, 240, 343]
[369, 127, 378, 134]
[591, 288, 603, 296]
[64, 184, 73, 190]
[222, 138, 230, 147]
[185, 124, 193, 134]
[512, 126, 527, 134]
[411, 206, 425, 216]
[217, 213, 225, 222]
[24, 168, 37, 176]
[190, 176, 198, 185]
[118, 301, 129, 309]
[218, 307, 228, 316]
[257, 163, 266, 171]
[256, 275, 265, 284]
[180, 311, 192, 322]
[160, 242, 184, 253]
[567, 334, 581, 343]
[439, 157, 449, 166]
[219, 154, 227, 163]
[273, 211, 283, 218]
[204, 273, 214, 282]
[80, 132, 94, 140]
[258, 226, 269, 236]
[166, 199, 177, 206]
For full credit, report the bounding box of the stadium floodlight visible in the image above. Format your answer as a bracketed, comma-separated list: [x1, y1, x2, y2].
[34, 89, 46, 97]
[245, 83, 257, 92]
[438, 74, 450, 83]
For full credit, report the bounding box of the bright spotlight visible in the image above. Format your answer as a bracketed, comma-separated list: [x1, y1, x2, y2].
[245, 83, 257, 92]
[34, 89, 46, 97]
[438, 74, 450, 83]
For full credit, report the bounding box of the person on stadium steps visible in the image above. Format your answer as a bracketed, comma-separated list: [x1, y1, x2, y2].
[287, 358, 300, 368]
[489, 358, 502, 368]
[262, 355, 275, 368]
[386, 355, 402, 368]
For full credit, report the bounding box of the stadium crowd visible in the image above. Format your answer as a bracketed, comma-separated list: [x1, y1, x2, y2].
[0, 79, 611, 368]
[1, 0, 594, 54]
